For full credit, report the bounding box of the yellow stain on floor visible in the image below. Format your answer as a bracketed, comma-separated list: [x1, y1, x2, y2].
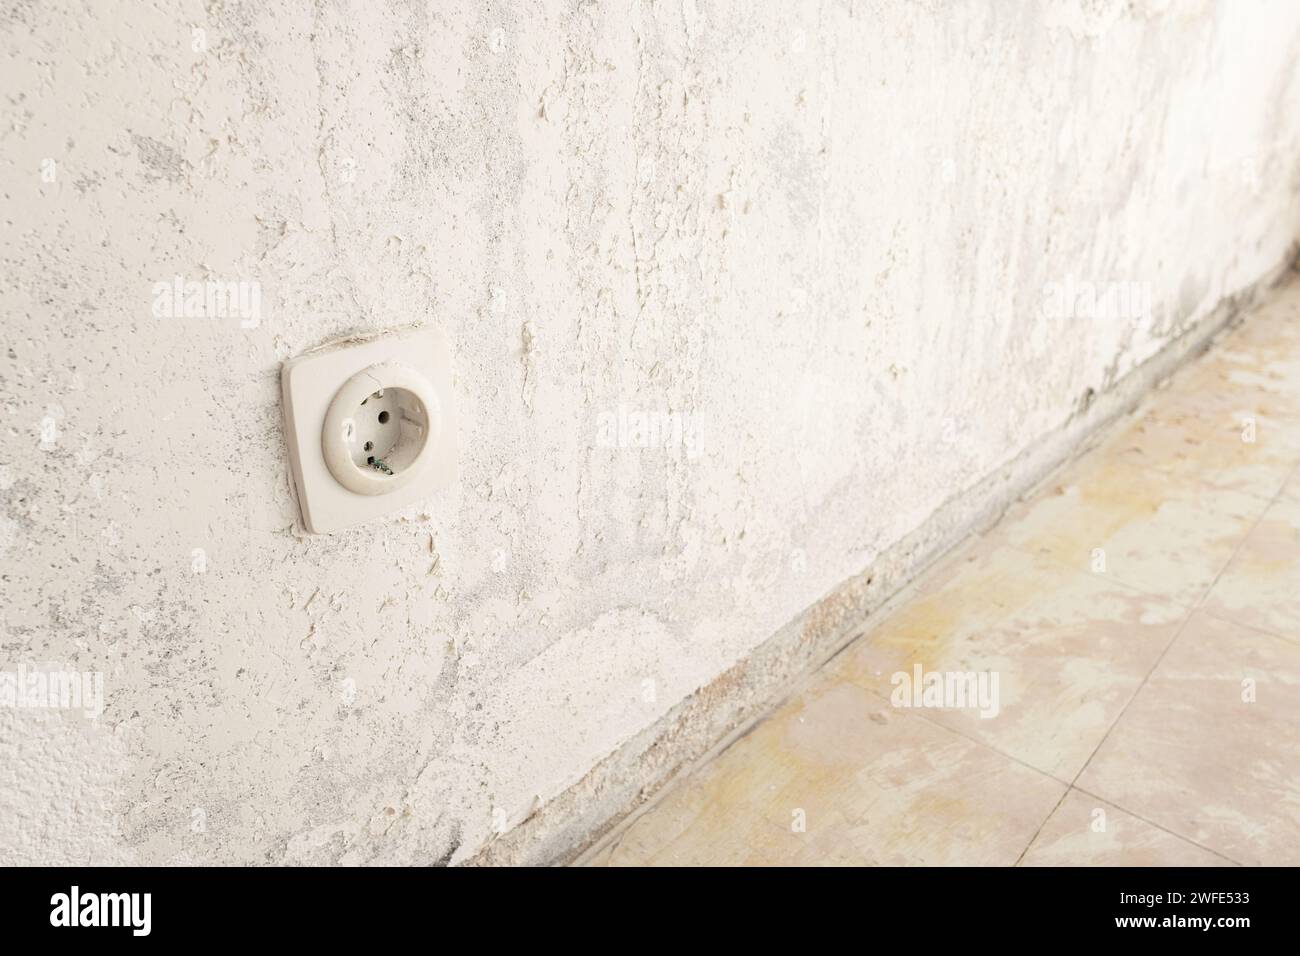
[583, 275, 1300, 867]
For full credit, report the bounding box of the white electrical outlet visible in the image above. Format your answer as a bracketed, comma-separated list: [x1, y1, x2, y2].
[281, 327, 457, 533]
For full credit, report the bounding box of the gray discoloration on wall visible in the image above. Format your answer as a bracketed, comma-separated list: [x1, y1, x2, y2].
[2, 0, 1300, 865]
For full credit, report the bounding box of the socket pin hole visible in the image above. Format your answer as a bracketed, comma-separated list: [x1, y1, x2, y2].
[343, 386, 426, 472]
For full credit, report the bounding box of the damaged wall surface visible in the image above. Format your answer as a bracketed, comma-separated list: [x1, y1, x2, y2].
[3, 0, 1300, 865]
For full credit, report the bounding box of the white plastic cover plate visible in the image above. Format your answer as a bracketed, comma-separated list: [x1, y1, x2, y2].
[281, 327, 458, 533]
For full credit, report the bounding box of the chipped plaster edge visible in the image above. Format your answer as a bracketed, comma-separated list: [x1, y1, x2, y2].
[467, 250, 1300, 868]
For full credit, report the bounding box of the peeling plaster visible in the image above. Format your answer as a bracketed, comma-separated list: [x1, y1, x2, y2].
[3, 0, 1300, 865]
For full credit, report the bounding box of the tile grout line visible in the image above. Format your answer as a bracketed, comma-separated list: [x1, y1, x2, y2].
[850, 682, 1085, 868]
[1013, 788, 1071, 867]
[1060, 455, 1300, 830]
[582, 527, 1006, 865]
[845, 299, 1300, 866]
[1065, 568, 1207, 792]
[834, 562, 1254, 866]
[1068, 784, 1246, 867]
[843, 682, 1208, 868]
[1009, 344, 1300, 866]
[1190, 458, 1300, 614]
[853, 681, 1077, 788]
[834, 453, 1300, 867]
[1082, 445, 1298, 740]
[980, 457, 1300, 866]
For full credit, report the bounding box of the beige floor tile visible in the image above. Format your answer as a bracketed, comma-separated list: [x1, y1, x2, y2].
[1218, 278, 1300, 354]
[1076, 612, 1300, 865]
[1181, 349, 1300, 415]
[1079, 280, 1300, 501]
[1186, 283, 1300, 419]
[982, 455, 1266, 605]
[1202, 498, 1300, 639]
[592, 678, 1065, 866]
[1090, 382, 1300, 501]
[1020, 789, 1229, 866]
[824, 544, 1187, 780]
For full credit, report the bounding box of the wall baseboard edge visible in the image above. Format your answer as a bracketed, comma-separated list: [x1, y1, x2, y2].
[466, 248, 1300, 867]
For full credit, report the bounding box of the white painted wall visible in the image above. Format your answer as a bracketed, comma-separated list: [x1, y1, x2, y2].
[2, 0, 1299, 864]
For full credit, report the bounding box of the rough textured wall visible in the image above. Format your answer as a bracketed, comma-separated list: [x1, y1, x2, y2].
[3, 0, 1300, 865]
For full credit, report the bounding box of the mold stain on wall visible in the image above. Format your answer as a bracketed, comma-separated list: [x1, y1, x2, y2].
[2, 0, 1300, 865]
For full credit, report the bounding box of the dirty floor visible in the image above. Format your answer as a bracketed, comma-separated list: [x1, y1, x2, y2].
[582, 275, 1300, 867]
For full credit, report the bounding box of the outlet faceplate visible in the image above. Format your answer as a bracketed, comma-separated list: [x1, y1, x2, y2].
[281, 327, 457, 533]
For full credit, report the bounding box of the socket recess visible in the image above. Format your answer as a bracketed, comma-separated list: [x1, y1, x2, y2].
[281, 327, 457, 533]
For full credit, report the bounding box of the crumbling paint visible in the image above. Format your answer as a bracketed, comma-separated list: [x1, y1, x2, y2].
[2, 0, 1300, 866]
